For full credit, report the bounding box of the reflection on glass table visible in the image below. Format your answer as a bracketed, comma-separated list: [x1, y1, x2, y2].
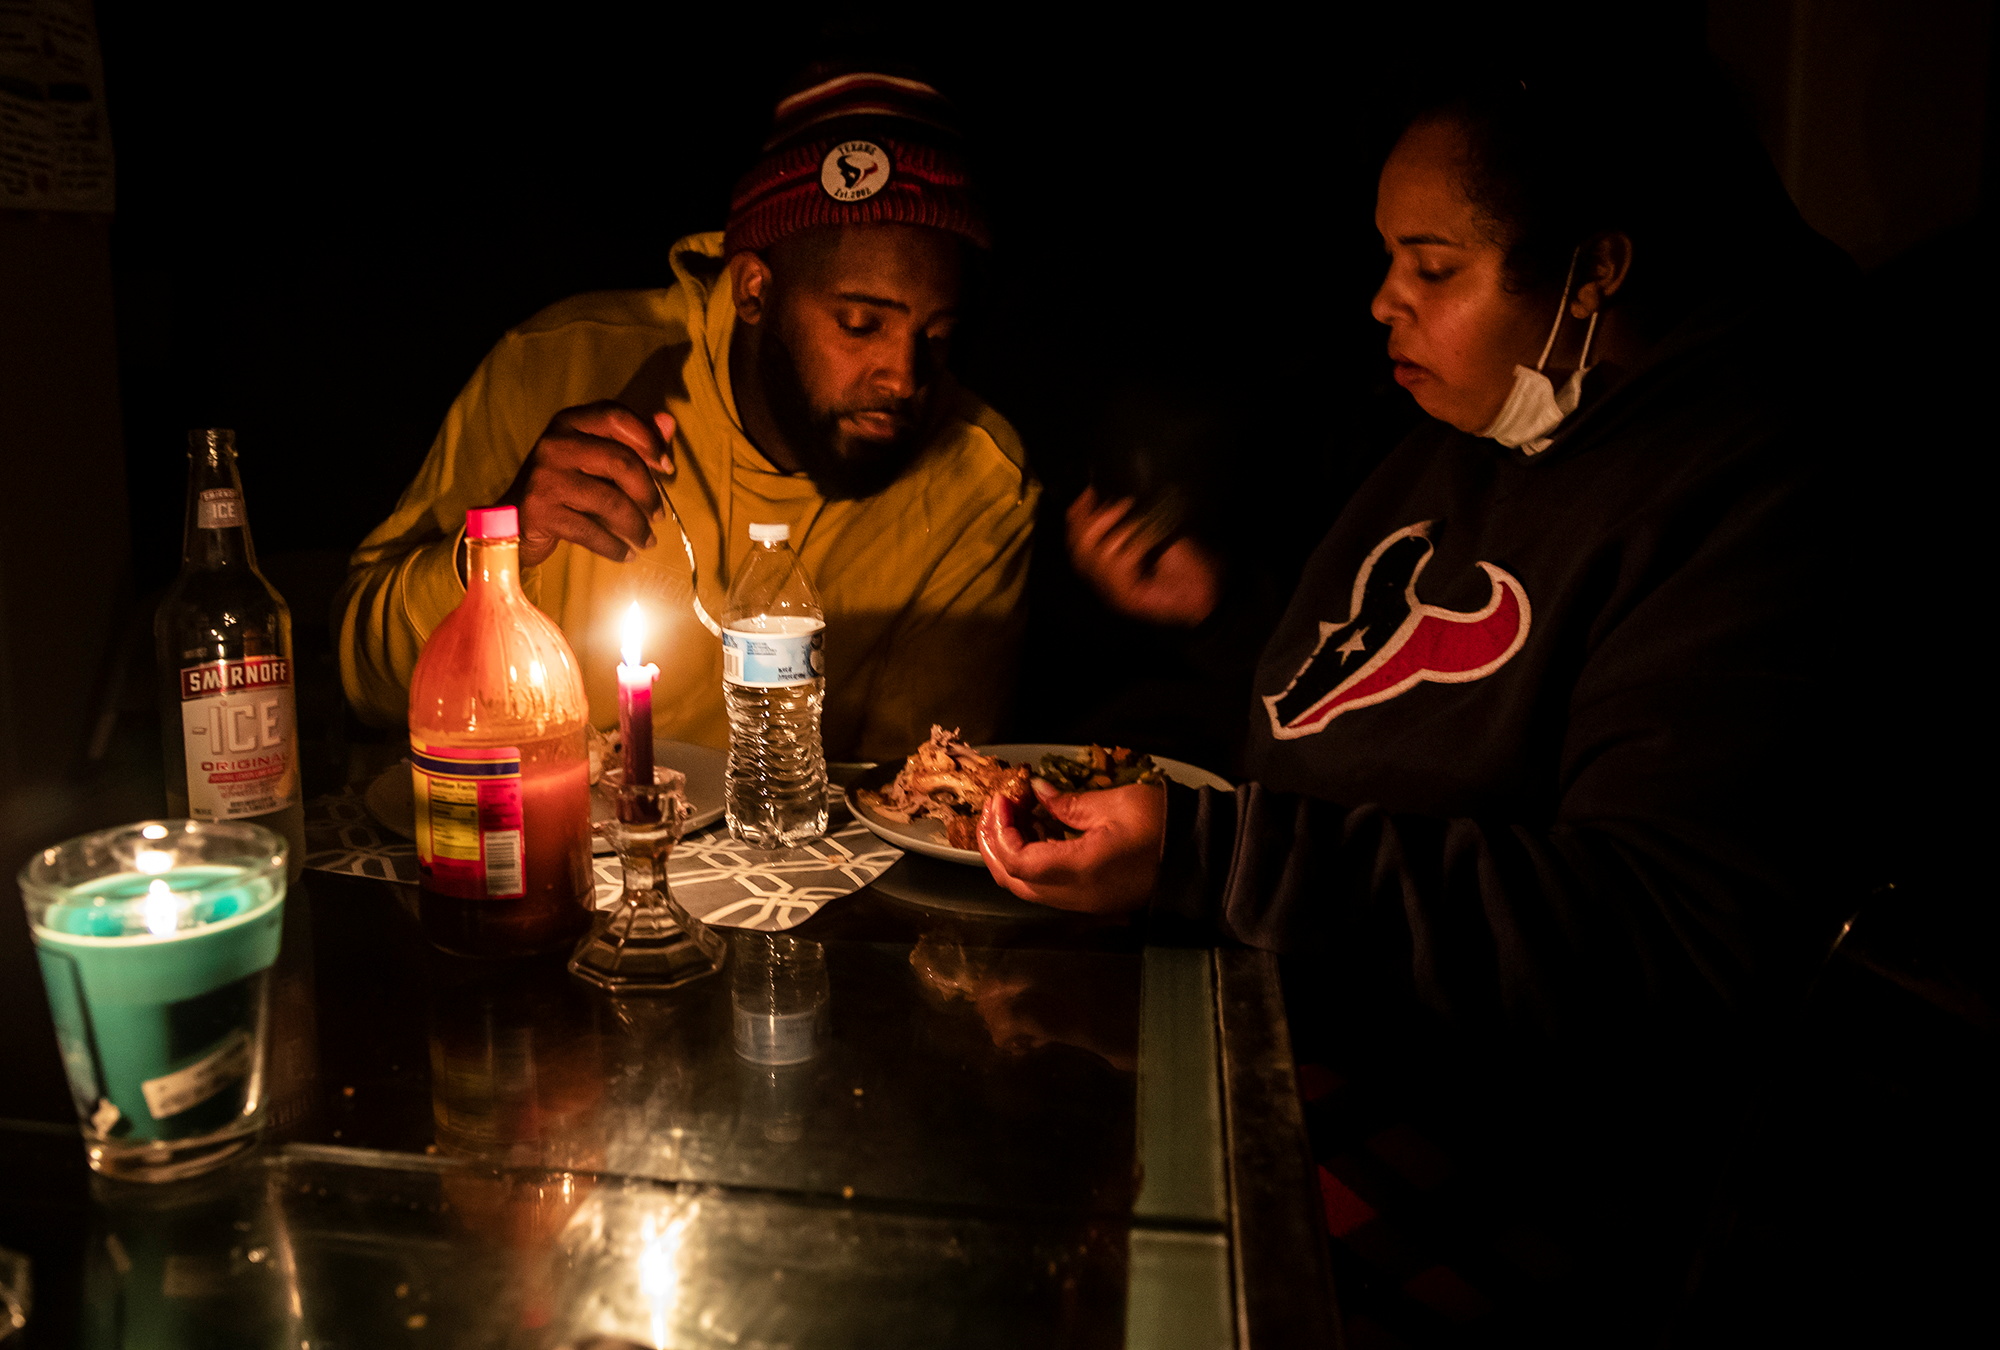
[0, 867, 1331, 1347]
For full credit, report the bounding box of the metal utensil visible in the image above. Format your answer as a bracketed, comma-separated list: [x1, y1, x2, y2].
[656, 477, 722, 638]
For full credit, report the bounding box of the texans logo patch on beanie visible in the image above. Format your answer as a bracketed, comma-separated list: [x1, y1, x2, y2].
[821, 141, 891, 201]
[722, 68, 988, 256]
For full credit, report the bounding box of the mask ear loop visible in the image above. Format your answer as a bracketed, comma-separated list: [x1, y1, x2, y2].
[1574, 309, 1600, 375]
[1535, 245, 1584, 373]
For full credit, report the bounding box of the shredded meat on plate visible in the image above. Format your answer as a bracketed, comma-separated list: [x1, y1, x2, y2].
[856, 726, 1029, 850]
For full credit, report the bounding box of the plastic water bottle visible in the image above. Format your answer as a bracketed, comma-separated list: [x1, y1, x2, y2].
[722, 523, 828, 847]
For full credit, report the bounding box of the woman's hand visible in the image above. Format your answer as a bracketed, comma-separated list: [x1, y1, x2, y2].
[1066, 486, 1221, 627]
[978, 778, 1167, 913]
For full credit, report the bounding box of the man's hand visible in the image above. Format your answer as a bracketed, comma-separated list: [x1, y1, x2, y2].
[497, 402, 677, 569]
[1066, 486, 1222, 626]
[978, 778, 1167, 913]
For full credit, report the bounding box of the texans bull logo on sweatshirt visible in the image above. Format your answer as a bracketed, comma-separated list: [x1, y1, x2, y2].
[1264, 522, 1530, 739]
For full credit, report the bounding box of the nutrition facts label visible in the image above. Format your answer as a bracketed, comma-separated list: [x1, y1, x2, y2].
[410, 743, 525, 899]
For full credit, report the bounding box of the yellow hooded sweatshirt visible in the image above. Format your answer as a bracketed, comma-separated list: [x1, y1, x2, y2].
[336, 232, 1038, 763]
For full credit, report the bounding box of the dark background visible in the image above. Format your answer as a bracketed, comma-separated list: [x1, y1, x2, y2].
[0, 0, 1990, 965]
[83, 0, 1476, 808]
[101, 2, 1406, 577]
[0, 6, 1993, 1342]
[0, 0, 1988, 946]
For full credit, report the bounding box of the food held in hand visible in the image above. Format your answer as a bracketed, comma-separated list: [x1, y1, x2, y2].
[860, 729, 1167, 850]
[857, 726, 1029, 850]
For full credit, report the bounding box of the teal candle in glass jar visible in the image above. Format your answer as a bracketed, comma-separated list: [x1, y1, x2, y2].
[21, 820, 286, 1181]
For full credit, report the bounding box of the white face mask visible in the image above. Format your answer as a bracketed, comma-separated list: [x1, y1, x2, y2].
[1481, 248, 1599, 455]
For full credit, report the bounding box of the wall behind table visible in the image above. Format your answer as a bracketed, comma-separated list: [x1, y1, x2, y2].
[90, 4, 1411, 777]
[0, 209, 128, 797]
[98, 5, 772, 590]
[92, 5, 1397, 592]
[0, 207, 138, 1125]
[90, 4, 1996, 776]
[1710, 0, 1991, 268]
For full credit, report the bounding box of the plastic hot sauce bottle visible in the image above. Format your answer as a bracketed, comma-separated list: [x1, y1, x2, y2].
[155, 429, 306, 879]
[407, 506, 592, 957]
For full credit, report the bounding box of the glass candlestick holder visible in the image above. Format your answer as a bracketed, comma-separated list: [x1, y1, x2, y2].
[567, 770, 724, 992]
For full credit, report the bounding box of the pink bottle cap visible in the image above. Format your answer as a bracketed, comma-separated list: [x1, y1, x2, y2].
[466, 505, 519, 539]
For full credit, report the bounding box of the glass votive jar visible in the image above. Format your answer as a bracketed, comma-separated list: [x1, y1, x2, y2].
[18, 819, 287, 1182]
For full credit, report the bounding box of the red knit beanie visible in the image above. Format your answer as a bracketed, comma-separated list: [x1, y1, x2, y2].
[722, 70, 989, 256]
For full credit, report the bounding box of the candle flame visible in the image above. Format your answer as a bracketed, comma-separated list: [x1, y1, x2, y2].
[621, 601, 645, 668]
[145, 878, 179, 936]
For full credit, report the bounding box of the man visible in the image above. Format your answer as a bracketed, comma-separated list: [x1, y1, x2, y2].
[337, 70, 1037, 761]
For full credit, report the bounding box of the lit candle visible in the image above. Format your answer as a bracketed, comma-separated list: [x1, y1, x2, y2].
[616, 602, 659, 822]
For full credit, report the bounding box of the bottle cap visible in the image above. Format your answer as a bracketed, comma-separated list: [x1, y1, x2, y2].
[748, 522, 790, 543]
[467, 505, 520, 539]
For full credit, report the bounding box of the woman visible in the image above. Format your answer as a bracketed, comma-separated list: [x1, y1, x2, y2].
[983, 71, 1859, 1335]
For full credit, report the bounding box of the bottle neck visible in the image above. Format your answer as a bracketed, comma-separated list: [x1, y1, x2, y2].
[181, 431, 257, 573]
[467, 536, 522, 599]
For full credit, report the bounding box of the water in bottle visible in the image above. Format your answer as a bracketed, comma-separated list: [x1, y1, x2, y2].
[722, 522, 827, 847]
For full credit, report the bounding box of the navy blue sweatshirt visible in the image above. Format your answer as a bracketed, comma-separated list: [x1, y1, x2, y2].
[1155, 286, 1857, 1042]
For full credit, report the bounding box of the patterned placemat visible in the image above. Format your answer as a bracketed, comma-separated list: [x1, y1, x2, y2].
[305, 787, 418, 884]
[648, 820, 903, 930]
[302, 787, 900, 932]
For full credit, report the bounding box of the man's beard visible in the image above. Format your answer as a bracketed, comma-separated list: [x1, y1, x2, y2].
[755, 326, 930, 501]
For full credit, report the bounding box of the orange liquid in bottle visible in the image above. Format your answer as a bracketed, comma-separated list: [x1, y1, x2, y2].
[415, 729, 592, 956]
[409, 509, 594, 958]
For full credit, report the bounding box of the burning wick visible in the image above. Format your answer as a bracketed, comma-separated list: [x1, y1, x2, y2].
[616, 601, 660, 822]
[144, 878, 179, 937]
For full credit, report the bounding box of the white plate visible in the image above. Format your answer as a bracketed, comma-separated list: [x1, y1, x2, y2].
[845, 743, 1233, 867]
[366, 740, 728, 853]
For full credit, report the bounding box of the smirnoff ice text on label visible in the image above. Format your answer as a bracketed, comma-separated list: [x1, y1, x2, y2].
[177, 654, 298, 820]
[155, 430, 306, 877]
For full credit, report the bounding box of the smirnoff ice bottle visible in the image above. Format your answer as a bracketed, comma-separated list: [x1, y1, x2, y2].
[155, 429, 306, 879]
[407, 506, 593, 957]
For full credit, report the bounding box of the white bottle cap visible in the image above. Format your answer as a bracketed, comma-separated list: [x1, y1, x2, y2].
[748, 522, 790, 543]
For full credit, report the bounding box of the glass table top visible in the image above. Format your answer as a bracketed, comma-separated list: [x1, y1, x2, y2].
[0, 867, 1327, 1347]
